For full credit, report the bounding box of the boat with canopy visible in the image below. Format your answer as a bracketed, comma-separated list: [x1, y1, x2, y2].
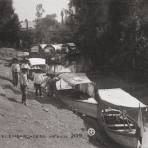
[97, 88, 147, 148]
[56, 72, 98, 118]
[56, 72, 148, 148]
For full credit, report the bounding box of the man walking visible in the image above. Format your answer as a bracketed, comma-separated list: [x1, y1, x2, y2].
[44, 73, 59, 97]
[20, 68, 28, 106]
[11, 58, 20, 87]
[33, 68, 44, 97]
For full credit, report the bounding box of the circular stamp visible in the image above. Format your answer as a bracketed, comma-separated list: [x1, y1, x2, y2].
[87, 128, 95, 136]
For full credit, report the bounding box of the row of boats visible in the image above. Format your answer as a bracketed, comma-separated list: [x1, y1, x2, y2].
[55, 72, 148, 148]
[23, 57, 147, 148]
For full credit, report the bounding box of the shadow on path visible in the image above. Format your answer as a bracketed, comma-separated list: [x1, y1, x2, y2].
[27, 91, 67, 110]
[2, 84, 21, 95]
[7, 97, 21, 104]
[0, 75, 12, 83]
[27, 90, 109, 148]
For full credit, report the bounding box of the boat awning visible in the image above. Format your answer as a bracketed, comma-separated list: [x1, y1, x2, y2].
[98, 88, 147, 108]
[30, 45, 39, 52]
[39, 44, 48, 49]
[28, 58, 46, 66]
[58, 73, 92, 86]
[67, 43, 76, 46]
[17, 52, 29, 57]
[52, 44, 63, 51]
[79, 98, 98, 104]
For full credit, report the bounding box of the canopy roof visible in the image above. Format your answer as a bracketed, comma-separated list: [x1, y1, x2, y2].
[79, 98, 98, 104]
[39, 44, 48, 49]
[28, 58, 46, 66]
[52, 44, 63, 51]
[50, 65, 71, 74]
[67, 43, 76, 46]
[17, 52, 29, 57]
[98, 88, 146, 108]
[30, 45, 39, 52]
[58, 73, 92, 86]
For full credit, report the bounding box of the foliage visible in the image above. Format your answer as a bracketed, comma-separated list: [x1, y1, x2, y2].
[68, 0, 148, 70]
[67, 0, 111, 64]
[0, 0, 20, 47]
[34, 14, 73, 44]
[110, 0, 148, 70]
[36, 3, 45, 19]
[34, 14, 60, 43]
[19, 29, 34, 50]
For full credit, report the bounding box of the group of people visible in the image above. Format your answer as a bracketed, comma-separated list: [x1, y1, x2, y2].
[11, 57, 59, 106]
[11, 58, 29, 105]
[33, 68, 59, 97]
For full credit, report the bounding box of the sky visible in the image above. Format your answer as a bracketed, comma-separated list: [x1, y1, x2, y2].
[13, 0, 69, 22]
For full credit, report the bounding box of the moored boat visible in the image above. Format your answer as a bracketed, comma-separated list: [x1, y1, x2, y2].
[101, 108, 138, 148]
[56, 72, 98, 118]
[97, 88, 147, 148]
[56, 72, 148, 148]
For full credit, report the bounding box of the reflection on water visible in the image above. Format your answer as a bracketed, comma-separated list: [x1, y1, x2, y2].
[48, 55, 93, 74]
[50, 64, 76, 74]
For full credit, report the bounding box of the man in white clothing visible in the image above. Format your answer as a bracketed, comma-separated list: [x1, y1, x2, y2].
[33, 68, 44, 97]
[11, 58, 20, 87]
[20, 68, 28, 105]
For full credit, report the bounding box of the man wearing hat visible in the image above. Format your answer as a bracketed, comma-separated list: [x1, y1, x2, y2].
[21, 58, 30, 69]
[20, 68, 28, 105]
[33, 67, 44, 97]
[11, 58, 20, 87]
[44, 73, 59, 97]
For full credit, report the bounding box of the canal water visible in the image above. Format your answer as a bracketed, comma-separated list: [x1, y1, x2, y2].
[47, 54, 148, 148]
[49, 55, 94, 74]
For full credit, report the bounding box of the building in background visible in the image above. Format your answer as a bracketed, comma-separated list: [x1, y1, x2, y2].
[20, 19, 36, 31]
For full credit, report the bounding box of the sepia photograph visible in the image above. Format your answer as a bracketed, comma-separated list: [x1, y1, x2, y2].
[0, 0, 148, 147]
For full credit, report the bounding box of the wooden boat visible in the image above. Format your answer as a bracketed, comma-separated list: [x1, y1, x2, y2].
[56, 72, 98, 118]
[97, 88, 147, 148]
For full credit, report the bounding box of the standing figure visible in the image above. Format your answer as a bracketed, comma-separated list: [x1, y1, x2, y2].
[21, 58, 30, 78]
[21, 58, 30, 70]
[44, 73, 59, 97]
[20, 68, 28, 105]
[33, 68, 44, 97]
[11, 58, 20, 87]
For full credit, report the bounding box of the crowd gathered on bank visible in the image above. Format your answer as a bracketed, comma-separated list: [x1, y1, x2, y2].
[11, 57, 59, 106]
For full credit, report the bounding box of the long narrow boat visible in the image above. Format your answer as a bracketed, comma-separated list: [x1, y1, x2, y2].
[97, 88, 147, 148]
[56, 72, 98, 118]
[56, 73, 147, 148]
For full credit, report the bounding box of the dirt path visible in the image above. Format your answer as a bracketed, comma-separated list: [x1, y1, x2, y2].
[0, 54, 108, 148]
[1, 48, 148, 148]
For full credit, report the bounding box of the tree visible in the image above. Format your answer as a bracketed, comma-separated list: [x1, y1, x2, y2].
[36, 3, 45, 19]
[34, 14, 63, 43]
[0, 0, 20, 47]
[109, 0, 148, 69]
[67, 0, 111, 64]
[20, 29, 34, 49]
[68, 0, 148, 70]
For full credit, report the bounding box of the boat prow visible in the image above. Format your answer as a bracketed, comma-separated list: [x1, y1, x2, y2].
[97, 88, 148, 148]
[100, 108, 138, 148]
